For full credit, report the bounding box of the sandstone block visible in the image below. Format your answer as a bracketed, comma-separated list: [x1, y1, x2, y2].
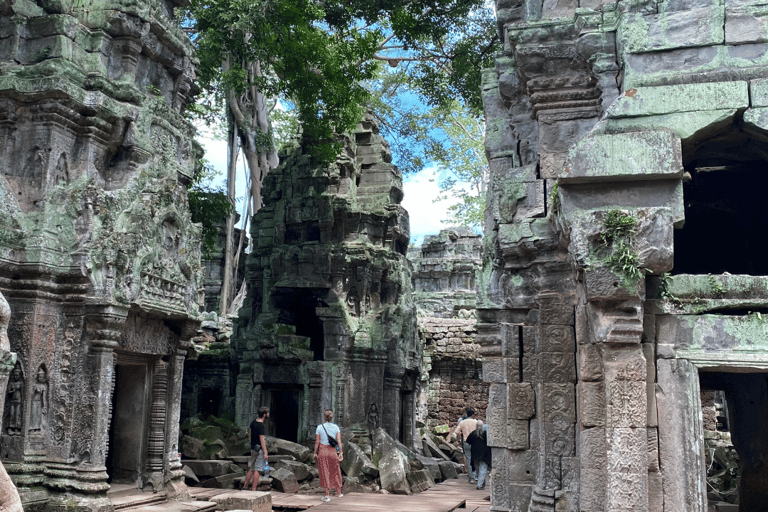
[266, 436, 311, 463]
[607, 81, 746, 118]
[272, 459, 311, 481]
[578, 343, 604, 381]
[578, 381, 606, 428]
[372, 427, 410, 494]
[607, 381, 647, 428]
[562, 130, 682, 184]
[537, 324, 575, 353]
[437, 460, 458, 480]
[620, 7, 723, 54]
[538, 351, 576, 383]
[340, 440, 379, 479]
[271, 467, 300, 494]
[209, 491, 271, 512]
[507, 449, 537, 483]
[540, 383, 575, 423]
[341, 476, 367, 494]
[182, 460, 232, 478]
[507, 383, 536, 419]
[406, 469, 435, 492]
[579, 427, 606, 511]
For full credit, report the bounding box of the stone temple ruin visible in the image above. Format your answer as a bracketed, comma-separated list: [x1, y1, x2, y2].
[480, 0, 768, 508]
[410, 228, 489, 429]
[207, 118, 421, 447]
[0, 0, 201, 508]
[2, 0, 768, 506]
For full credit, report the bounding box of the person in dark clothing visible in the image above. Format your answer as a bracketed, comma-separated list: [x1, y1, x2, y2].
[244, 406, 269, 490]
[466, 420, 491, 490]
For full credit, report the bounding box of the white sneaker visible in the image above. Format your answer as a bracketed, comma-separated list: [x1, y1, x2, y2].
[321, 496, 331, 502]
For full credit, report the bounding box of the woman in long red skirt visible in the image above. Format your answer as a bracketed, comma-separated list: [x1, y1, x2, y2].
[312, 409, 344, 502]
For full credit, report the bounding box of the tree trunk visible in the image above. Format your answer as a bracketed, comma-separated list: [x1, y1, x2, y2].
[218, 115, 239, 315]
[0, 461, 23, 512]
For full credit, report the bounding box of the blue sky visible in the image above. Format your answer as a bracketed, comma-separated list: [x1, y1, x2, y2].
[197, 129, 455, 248]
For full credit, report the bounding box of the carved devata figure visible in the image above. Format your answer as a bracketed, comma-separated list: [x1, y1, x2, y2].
[367, 402, 380, 429]
[5, 364, 22, 435]
[29, 365, 47, 433]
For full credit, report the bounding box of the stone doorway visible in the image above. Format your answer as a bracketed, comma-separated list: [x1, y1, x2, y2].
[265, 387, 302, 443]
[107, 359, 149, 486]
[399, 390, 413, 444]
[699, 371, 768, 512]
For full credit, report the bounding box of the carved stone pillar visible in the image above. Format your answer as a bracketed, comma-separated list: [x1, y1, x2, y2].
[335, 369, 348, 427]
[308, 363, 325, 438]
[584, 271, 648, 512]
[146, 358, 168, 490]
[165, 348, 188, 494]
[235, 372, 253, 428]
[65, 306, 125, 494]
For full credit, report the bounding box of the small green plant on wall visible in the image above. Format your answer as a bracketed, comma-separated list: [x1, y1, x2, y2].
[598, 210, 642, 286]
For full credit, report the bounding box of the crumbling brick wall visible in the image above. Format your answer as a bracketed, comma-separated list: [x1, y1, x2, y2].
[420, 319, 488, 428]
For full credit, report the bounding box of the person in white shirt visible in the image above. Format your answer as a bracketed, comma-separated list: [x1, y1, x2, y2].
[451, 408, 478, 483]
[312, 409, 344, 501]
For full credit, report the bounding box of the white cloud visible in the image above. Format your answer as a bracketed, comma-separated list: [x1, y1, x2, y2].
[401, 170, 459, 247]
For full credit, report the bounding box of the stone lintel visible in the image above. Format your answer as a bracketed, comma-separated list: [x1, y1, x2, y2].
[561, 130, 683, 184]
[607, 81, 747, 118]
[597, 109, 739, 142]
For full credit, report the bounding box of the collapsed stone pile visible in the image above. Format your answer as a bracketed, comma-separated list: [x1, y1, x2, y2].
[179, 416, 467, 495]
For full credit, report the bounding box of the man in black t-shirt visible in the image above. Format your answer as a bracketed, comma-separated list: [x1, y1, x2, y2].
[243, 406, 269, 490]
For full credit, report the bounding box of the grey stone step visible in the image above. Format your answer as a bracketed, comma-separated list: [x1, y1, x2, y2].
[119, 500, 218, 512]
[110, 490, 168, 510]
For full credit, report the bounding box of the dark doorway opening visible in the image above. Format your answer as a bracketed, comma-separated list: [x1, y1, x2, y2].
[199, 387, 223, 418]
[675, 117, 768, 275]
[273, 288, 327, 361]
[266, 387, 302, 443]
[107, 363, 148, 486]
[700, 371, 768, 511]
[399, 390, 412, 444]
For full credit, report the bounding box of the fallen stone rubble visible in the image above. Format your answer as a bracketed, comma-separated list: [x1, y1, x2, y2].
[180, 415, 466, 495]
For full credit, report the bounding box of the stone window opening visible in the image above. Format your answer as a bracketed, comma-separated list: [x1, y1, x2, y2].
[699, 371, 768, 511]
[674, 117, 768, 276]
[273, 288, 327, 361]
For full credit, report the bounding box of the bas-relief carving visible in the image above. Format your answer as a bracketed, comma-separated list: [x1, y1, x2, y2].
[367, 402, 380, 429]
[606, 428, 648, 512]
[508, 382, 535, 419]
[538, 351, 576, 383]
[5, 364, 23, 435]
[607, 380, 646, 428]
[121, 313, 176, 355]
[537, 324, 575, 352]
[28, 365, 47, 434]
[51, 321, 79, 450]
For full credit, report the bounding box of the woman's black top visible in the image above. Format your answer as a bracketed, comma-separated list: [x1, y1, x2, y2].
[466, 430, 492, 470]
